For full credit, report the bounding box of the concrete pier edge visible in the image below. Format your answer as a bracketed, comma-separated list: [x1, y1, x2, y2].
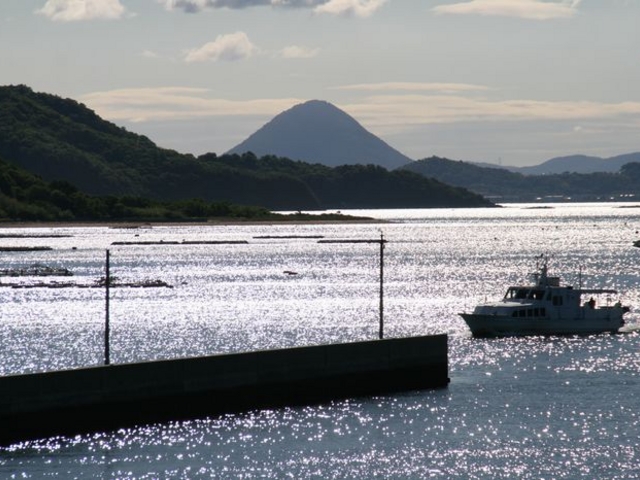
[0, 334, 448, 446]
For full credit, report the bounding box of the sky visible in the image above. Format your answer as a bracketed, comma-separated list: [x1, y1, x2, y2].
[1, 0, 640, 167]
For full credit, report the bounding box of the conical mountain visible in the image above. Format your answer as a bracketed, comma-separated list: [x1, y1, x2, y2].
[227, 100, 412, 169]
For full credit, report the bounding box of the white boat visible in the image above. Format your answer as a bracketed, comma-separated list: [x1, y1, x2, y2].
[460, 256, 630, 337]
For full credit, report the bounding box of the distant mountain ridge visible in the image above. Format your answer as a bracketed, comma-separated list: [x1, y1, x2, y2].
[504, 153, 640, 175]
[227, 100, 413, 170]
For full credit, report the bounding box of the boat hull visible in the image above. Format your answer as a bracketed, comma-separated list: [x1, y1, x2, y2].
[460, 313, 624, 338]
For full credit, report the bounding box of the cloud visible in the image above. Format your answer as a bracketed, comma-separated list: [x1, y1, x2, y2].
[80, 85, 640, 131]
[185, 32, 257, 62]
[334, 82, 491, 94]
[36, 0, 128, 21]
[432, 0, 582, 20]
[161, 0, 386, 16]
[279, 45, 320, 59]
[313, 0, 387, 17]
[80, 87, 302, 122]
[141, 50, 161, 59]
[345, 95, 640, 132]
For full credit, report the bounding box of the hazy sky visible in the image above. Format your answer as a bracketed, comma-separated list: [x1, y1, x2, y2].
[2, 0, 639, 166]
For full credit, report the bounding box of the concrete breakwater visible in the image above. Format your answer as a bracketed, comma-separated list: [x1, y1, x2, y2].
[0, 334, 448, 445]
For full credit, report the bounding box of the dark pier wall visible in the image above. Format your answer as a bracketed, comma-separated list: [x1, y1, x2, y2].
[0, 334, 448, 445]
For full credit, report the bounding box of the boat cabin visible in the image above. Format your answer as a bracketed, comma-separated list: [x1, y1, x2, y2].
[505, 287, 547, 301]
[504, 284, 570, 305]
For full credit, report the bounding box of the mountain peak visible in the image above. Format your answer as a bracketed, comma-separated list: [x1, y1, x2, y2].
[227, 100, 412, 169]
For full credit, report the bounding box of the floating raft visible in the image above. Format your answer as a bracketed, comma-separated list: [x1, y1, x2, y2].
[0, 280, 172, 289]
[0, 246, 53, 252]
[318, 239, 388, 244]
[0, 264, 73, 277]
[111, 240, 248, 246]
[0, 234, 71, 238]
[253, 235, 325, 239]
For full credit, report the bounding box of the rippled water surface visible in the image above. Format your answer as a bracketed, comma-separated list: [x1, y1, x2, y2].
[2, 203, 640, 478]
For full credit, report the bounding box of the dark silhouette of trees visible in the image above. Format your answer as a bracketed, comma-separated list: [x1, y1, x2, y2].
[0, 85, 493, 212]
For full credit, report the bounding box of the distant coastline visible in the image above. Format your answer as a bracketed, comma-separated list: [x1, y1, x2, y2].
[0, 214, 381, 230]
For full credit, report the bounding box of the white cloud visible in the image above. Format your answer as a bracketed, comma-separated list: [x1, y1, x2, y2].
[184, 32, 257, 62]
[432, 0, 582, 20]
[313, 0, 387, 17]
[334, 82, 491, 93]
[36, 0, 127, 21]
[80, 86, 640, 131]
[345, 95, 640, 131]
[80, 87, 301, 122]
[280, 45, 320, 59]
[141, 50, 160, 59]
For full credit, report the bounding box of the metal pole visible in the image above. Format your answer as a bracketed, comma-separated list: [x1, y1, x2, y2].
[379, 232, 384, 340]
[105, 249, 110, 366]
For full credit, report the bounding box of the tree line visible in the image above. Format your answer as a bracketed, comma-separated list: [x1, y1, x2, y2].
[0, 156, 288, 222]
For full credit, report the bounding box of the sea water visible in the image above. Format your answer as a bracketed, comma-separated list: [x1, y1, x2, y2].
[1, 203, 640, 479]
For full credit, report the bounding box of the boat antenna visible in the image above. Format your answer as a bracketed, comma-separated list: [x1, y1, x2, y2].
[578, 264, 583, 290]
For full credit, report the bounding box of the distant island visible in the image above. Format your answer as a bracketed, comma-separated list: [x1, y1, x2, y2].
[502, 152, 640, 176]
[0, 85, 493, 223]
[403, 156, 640, 203]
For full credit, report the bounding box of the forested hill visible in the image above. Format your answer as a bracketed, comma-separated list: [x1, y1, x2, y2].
[0, 85, 493, 210]
[0, 155, 287, 222]
[199, 153, 493, 208]
[404, 156, 640, 202]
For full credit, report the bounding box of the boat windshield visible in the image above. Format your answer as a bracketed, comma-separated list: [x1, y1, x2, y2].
[505, 287, 546, 300]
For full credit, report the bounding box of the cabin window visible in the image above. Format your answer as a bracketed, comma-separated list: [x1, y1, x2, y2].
[527, 309, 534, 317]
[552, 296, 563, 306]
[518, 310, 526, 318]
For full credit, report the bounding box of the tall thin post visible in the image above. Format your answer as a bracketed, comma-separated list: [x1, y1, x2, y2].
[379, 232, 384, 340]
[105, 249, 110, 366]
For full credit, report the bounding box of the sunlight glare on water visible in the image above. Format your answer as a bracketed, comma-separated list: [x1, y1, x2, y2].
[2, 203, 640, 478]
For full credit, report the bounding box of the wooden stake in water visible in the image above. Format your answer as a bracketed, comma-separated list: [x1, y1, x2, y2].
[105, 249, 110, 366]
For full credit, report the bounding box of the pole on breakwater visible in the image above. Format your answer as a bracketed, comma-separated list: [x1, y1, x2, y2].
[317, 236, 387, 340]
[379, 232, 384, 340]
[105, 249, 110, 366]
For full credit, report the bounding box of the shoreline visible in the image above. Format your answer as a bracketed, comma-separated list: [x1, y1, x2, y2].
[0, 217, 384, 230]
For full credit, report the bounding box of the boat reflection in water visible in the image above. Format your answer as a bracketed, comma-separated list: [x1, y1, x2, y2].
[460, 255, 630, 337]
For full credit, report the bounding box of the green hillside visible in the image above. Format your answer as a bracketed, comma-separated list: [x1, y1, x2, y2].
[0, 85, 493, 210]
[201, 153, 492, 208]
[0, 154, 292, 222]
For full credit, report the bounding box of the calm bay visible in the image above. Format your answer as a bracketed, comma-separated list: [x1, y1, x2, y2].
[2, 203, 640, 479]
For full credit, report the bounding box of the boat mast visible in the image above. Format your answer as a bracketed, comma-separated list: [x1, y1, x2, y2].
[578, 265, 583, 290]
